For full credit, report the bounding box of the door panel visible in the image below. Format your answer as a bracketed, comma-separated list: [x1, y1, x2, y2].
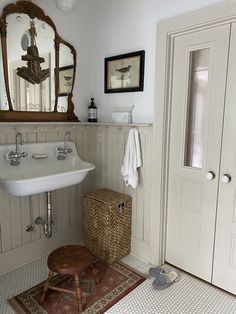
[212, 23, 236, 294]
[166, 25, 230, 281]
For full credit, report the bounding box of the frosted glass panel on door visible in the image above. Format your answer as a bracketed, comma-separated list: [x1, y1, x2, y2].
[184, 49, 209, 169]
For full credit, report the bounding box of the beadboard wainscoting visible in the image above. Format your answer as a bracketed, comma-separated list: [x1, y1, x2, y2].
[0, 123, 153, 274]
[79, 124, 153, 262]
[0, 123, 83, 275]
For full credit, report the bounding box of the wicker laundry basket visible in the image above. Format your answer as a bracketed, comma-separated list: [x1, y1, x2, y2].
[83, 188, 132, 264]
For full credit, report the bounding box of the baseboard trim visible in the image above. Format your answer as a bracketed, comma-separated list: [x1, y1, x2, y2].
[131, 236, 151, 262]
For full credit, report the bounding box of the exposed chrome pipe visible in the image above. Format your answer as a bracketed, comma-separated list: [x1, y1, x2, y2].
[46, 191, 53, 237]
[35, 191, 53, 238]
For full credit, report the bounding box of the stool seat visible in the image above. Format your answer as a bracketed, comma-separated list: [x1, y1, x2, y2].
[48, 245, 94, 275]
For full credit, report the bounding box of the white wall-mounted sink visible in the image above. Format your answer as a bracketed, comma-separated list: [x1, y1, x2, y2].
[0, 141, 95, 196]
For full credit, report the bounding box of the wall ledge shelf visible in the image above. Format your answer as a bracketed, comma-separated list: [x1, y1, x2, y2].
[0, 122, 153, 127]
[80, 122, 153, 127]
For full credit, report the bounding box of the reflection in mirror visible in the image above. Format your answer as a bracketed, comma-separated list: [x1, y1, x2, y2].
[58, 43, 74, 113]
[0, 1, 78, 121]
[6, 13, 55, 112]
[0, 41, 8, 110]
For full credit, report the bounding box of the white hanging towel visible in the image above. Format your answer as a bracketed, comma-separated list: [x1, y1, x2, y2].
[121, 128, 142, 189]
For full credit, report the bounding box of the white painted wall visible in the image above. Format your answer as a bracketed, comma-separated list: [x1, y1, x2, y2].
[33, 0, 227, 123]
[0, 0, 228, 121]
[88, 0, 230, 123]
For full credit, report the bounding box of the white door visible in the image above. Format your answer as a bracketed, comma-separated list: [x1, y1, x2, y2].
[212, 23, 236, 294]
[166, 25, 230, 281]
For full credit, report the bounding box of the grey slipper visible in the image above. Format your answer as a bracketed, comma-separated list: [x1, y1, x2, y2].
[148, 266, 165, 278]
[152, 270, 179, 290]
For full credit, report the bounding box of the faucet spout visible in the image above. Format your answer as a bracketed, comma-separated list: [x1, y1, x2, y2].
[56, 131, 73, 160]
[16, 132, 23, 154]
[5, 132, 27, 166]
[64, 131, 71, 150]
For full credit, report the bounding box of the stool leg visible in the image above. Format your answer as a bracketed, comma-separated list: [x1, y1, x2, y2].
[91, 263, 101, 284]
[74, 274, 84, 313]
[40, 270, 54, 303]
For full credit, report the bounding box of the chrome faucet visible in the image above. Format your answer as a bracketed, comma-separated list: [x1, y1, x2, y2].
[56, 131, 73, 160]
[16, 132, 22, 154]
[5, 132, 27, 166]
[64, 131, 71, 151]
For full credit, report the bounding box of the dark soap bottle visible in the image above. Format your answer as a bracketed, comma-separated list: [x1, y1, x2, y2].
[88, 98, 97, 122]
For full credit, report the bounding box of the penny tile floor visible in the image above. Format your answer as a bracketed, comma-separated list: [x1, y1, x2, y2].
[0, 254, 236, 313]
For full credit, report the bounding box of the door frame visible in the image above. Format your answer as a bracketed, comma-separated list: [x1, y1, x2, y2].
[150, 1, 236, 265]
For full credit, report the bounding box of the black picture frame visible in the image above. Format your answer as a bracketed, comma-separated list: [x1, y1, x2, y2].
[104, 50, 145, 93]
[58, 65, 74, 97]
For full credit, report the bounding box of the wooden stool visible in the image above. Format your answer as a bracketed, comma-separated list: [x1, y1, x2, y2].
[40, 245, 97, 313]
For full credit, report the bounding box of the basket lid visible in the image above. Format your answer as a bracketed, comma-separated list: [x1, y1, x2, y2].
[84, 188, 131, 205]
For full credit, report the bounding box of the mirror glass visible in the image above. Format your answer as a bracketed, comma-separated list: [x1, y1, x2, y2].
[7, 13, 56, 112]
[0, 1, 78, 121]
[57, 43, 75, 113]
[0, 41, 8, 110]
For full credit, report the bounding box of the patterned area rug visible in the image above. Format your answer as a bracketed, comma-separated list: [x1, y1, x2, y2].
[8, 262, 145, 313]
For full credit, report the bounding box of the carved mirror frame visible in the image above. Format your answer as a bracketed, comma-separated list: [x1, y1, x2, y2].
[0, 1, 79, 122]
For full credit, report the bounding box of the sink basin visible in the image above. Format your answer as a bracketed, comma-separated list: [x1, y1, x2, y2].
[0, 141, 95, 196]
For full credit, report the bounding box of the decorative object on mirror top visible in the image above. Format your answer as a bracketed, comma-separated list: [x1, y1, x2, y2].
[55, 0, 77, 12]
[0, 1, 78, 122]
[17, 20, 50, 84]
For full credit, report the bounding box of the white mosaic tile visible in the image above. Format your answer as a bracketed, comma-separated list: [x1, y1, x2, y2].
[108, 256, 236, 314]
[121, 254, 152, 275]
[1, 253, 236, 314]
[0, 256, 48, 314]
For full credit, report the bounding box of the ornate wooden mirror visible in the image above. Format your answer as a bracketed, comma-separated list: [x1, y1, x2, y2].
[0, 1, 79, 121]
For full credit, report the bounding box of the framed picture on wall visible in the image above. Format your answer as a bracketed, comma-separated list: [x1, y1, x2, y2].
[104, 50, 145, 93]
[58, 65, 74, 96]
